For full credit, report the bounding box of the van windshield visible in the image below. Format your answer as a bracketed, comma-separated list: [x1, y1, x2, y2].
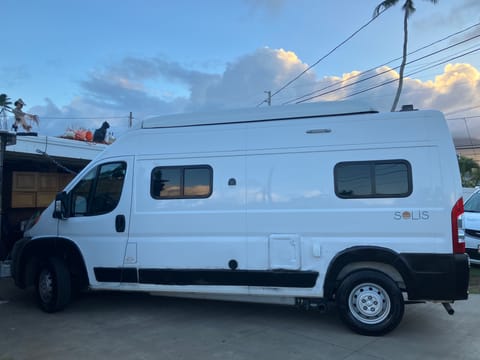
[464, 191, 480, 212]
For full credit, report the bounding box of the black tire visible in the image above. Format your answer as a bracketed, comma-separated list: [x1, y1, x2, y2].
[336, 270, 404, 336]
[35, 257, 72, 313]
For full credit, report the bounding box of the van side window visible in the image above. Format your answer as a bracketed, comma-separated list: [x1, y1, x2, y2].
[70, 162, 127, 216]
[151, 166, 212, 199]
[334, 160, 412, 198]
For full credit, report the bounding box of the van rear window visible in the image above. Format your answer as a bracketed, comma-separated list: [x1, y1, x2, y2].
[334, 160, 412, 198]
[151, 165, 212, 199]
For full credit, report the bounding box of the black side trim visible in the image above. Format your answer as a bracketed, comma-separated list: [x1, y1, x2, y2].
[139, 269, 318, 287]
[94, 267, 318, 288]
[94, 267, 138, 283]
[323, 246, 470, 301]
[323, 246, 413, 299]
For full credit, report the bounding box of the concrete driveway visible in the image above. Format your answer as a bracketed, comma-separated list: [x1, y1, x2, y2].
[0, 278, 479, 360]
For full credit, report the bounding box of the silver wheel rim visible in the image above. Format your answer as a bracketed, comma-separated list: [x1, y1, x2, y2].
[38, 269, 54, 304]
[348, 282, 391, 325]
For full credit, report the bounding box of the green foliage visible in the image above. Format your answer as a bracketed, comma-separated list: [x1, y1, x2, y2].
[0, 93, 12, 113]
[458, 155, 480, 187]
[469, 266, 480, 294]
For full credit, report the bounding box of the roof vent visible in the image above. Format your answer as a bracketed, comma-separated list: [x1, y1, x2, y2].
[400, 104, 416, 112]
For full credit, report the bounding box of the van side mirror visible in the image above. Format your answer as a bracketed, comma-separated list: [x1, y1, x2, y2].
[53, 191, 69, 219]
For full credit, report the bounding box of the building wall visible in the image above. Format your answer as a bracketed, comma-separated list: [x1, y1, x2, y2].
[0, 135, 106, 260]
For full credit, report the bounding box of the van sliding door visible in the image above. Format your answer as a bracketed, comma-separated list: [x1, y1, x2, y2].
[130, 156, 247, 289]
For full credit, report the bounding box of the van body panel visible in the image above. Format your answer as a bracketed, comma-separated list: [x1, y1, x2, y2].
[12, 103, 469, 334]
[131, 155, 247, 272]
[27, 156, 134, 286]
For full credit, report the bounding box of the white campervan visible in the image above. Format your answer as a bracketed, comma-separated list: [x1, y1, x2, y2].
[11, 102, 469, 336]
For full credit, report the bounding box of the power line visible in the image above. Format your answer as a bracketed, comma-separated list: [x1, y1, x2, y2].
[447, 106, 480, 117]
[447, 115, 480, 121]
[287, 29, 480, 104]
[35, 149, 78, 175]
[282, 21, 480, 105]
[40, 115, 129, 120]
[406, 46, 480, 78]
[337, 46, 480, 101]
[300, 45, 480, 104]
[296, 45, 480, 103]
[256, 8, 388, 107]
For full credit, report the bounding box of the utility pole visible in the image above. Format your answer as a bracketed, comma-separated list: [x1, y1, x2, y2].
[129, 112, 133, 128]
[0, 130, 16, 261]
[264, 91, 271, 106]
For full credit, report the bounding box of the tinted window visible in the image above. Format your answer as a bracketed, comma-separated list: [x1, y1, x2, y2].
[335, 160, 411, 198]
[70, 162, 126, 216]
[375, 163, 410, 195]
[151, 166, 212, 199]
[155, 168, 182, 198]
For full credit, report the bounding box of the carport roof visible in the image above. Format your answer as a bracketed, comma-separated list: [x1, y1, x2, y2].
[6, 134, 107, 162]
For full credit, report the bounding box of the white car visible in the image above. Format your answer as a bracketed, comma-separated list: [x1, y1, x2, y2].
[463, 188, 480, 265]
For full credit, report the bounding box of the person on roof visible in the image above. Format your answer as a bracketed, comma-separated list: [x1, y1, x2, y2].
[12, 98, 39, 132]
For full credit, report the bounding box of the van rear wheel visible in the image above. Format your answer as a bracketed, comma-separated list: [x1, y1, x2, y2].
[35, 257, 72, 313]
[336, 270, 404, 336]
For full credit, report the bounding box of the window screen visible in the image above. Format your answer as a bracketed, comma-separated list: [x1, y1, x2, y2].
[335, 160, 412, 198]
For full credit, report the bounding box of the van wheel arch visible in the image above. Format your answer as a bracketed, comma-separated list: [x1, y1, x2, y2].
[18, 237, 89, 293]
[323, 246, 413, 300]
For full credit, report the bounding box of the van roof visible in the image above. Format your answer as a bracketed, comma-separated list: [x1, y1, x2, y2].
[142, 101, 378, 129]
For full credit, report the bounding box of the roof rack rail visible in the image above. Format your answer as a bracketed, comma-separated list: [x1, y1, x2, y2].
[142, 101, 378, 129]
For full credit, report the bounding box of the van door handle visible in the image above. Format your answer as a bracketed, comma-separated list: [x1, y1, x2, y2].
[115, 214, 126, 233]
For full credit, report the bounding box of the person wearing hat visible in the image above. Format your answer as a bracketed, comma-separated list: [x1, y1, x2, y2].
[12, 98, 39, 132]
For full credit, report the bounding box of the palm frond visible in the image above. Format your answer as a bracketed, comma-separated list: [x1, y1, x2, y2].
[0, 93, 12, 109]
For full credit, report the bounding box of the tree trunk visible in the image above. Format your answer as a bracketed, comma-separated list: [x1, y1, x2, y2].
[391, 9, 409, 112]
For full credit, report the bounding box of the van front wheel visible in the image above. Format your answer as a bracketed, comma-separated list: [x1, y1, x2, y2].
[35, 257, 72, 313]
[336, 270, 404, 336]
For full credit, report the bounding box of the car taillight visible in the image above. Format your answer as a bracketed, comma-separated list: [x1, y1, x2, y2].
[451, 197, 465, 254]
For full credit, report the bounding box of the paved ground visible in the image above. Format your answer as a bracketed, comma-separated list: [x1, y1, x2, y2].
[0, 277, 479, 360]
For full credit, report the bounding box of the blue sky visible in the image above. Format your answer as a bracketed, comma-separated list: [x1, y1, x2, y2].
[2, 0, 480, 139]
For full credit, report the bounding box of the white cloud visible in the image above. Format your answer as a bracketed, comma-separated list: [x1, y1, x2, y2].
[196, 47, 315, 110]
[25, 48, 480, 145]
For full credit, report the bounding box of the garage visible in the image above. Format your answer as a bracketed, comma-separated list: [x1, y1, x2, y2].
[0, 132, 106, 263]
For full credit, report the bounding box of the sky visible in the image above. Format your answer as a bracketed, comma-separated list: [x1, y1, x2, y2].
[2, 0, 480, 143]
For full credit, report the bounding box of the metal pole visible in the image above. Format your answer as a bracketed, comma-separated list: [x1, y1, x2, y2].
[0, 131, 16, 261]
[264, 91, 272, 106]
[0, 134, 5, 258]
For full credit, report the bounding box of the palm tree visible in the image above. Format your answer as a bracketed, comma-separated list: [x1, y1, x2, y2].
[0, 94, 11, 113]
[373, 0, 438, 112]
[0, 94, 12, 130]
[458, 155, 480, 187]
